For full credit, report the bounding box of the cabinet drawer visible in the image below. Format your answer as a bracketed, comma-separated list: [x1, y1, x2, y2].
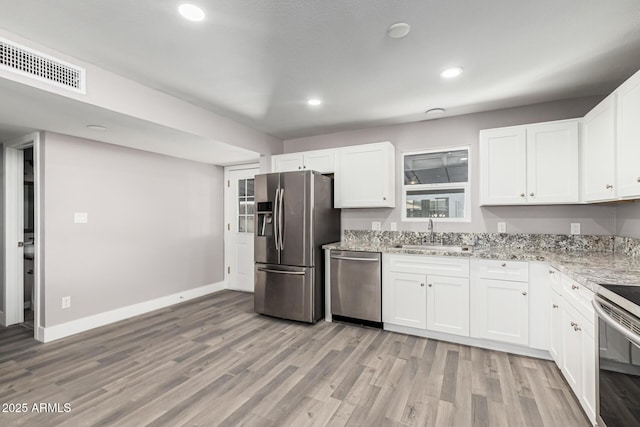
[387, 255, 469, 278]
[476, 260, 529, 282]
[561, 275, 594, 322]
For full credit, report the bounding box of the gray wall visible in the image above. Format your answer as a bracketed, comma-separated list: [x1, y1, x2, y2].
[42, 132, 224, 327]
[616, 201, 640, 238]
[284, 96, 617, 235]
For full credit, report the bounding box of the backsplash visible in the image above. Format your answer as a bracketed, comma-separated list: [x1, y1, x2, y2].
[342, 230, 619, 253]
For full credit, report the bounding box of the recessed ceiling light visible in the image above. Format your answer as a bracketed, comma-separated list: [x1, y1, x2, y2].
[86, 125, 107, 131]
[387, 23, 411, 39]
[440, 67, 463, 79]
[425, 108, 446, 115]
[307, 98, 322, 106]
[178, 3, 205, 22]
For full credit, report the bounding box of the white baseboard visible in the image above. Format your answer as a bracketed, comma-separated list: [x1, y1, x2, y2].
[40, 281, 226, 343]
[0, 310, 5, 326]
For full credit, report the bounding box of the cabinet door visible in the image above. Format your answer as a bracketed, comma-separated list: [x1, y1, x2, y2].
[526, 121, 579, 203]
[479, 127, 527, 205]
[583, 95, 617, 201]
[528, 262, 551, 351]
[383, 272, 426, 329]
[426, 275, 469, 336]
[581, 326, 596, 424]
[562, 303, 582, 395]
[303, 150, 335, 174]
[617, 70, 640, 198]
[550, 291, 563, 365]
[472, 278, 529, 345]
[335, 142, 395, 208]
[272, 153, 303, 172]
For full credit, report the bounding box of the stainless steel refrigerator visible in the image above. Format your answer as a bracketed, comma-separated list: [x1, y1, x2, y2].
[254, 170, 340, 323]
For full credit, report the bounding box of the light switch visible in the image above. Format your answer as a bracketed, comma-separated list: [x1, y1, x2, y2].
[498, 222, 507, 233]
[74, 212, 88, 224]
[371, 221, 381, 231]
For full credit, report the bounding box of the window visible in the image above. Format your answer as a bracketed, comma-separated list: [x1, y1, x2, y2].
[402, 147, 470, 222]
[238, 178, 254, 233]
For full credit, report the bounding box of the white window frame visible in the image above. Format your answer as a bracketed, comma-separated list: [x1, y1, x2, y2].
[401, 145, 471, 223]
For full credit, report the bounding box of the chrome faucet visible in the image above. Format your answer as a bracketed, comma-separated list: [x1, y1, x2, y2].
[426, 218, 434, 244]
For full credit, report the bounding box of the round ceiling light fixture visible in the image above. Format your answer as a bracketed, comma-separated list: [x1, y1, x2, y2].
[425, 108, 446, 115]
[307, 98, 323, 106]
[86, 124, 107, 131]
[387, 22, 411, 39]
[440, 67, 463, 79]
[178, 3, 205, 22]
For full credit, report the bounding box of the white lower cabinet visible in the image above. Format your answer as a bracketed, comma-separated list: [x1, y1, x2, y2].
[426, 275, 469, 336]
[470, 260, 529, 346]
[384, 271, 426, 329]
[550, 290, 563, 364]
[383, 255, 469, 337]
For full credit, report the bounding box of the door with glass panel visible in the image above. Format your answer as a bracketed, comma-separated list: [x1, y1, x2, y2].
[227, 167, 259, 292]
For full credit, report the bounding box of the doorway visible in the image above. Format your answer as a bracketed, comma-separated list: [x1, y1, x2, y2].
[224, 164, 259, 292]
[3, 132, 41, 340]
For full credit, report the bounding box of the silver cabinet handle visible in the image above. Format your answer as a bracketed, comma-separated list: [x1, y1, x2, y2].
[330, 256, 379, 262]
[383, 197, 386, 200]
[574, 325, 581, 331]
[257, 268, 305, 275]
[520, 193, 525, 197]
[637, 177, 640, 183]
[420, 283, 425, 287]
[522, 291, 527, 296]
[428, 284, 433, 287]
[571, 321, 577, 327]
[530, 192, 534, 197]
[606, 184, 613, 189]
[279, 188, 285, 250]
[501, 263, 506, 267]
[571, 284, 579, 290]
[553, 304, 559, 309]
[549, 270, 555, 274]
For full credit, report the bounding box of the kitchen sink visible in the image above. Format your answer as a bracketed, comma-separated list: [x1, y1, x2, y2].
[394, 244, 473, 253]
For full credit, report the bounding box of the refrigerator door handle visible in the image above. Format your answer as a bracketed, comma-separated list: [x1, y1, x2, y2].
[274, 188, 280, 250]
[257, 267, 306, 275]
[279, 188, 285, 250]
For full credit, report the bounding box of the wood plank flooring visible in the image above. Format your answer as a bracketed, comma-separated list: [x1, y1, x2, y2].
[0, 291, 590, 426]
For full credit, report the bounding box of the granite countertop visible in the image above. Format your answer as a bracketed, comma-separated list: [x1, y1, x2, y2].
[323, 242, 640, 293]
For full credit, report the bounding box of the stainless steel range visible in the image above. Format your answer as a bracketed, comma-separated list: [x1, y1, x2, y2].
[593, 284, 640, 427]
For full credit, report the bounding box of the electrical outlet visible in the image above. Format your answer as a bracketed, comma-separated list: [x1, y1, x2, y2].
[371, 221, 381, 231]
[498, 222, 507, 233]
[390, 222, 397, 231]
[61, 296, 71, 309]
[571, 223, 581, 235]
[74, 212, 88, 224]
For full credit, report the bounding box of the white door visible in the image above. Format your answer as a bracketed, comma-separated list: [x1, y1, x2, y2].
[550, 291, 563, 364]
[272, 153, 303, 172]
[4, 147, 25, 325]
[479, 127, 527, 205]
[526, 121, 579, 203]
[226, 166, 259, 292]
[583, 94, 617, 202]
[303, 150, 335, 173]
[426, 275, 469, 336]
[383, 271, 426, 329]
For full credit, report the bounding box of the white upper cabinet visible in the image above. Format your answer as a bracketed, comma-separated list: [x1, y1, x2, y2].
[526, 121, 579, 203]
[335, 141, 395, 208]
[271, 149, 335, 174]
[583, 94, 617, 202]
[479, 127, 527, 204]
[616, 69, 640, 199]
[480, 120, 579, 205]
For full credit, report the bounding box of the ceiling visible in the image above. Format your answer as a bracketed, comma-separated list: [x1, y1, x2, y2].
[1, 0, 640, 142]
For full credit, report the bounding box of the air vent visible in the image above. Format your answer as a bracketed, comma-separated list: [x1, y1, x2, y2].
[0, 37, 85, 93]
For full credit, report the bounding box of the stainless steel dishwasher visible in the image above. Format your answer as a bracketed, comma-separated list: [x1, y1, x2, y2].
[330, 250, 382, 328]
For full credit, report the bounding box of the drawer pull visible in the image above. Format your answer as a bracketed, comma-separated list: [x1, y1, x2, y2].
[552, 304, 559, 309]
[501, 263, 506, 267]
[420, 283, 425, 287]
[571, 321, 577, 327]
[522, 292, 527, 296]
[548, 270, 555, 275]
[573, 325, 581, 332]
[571, 284, 579, 290]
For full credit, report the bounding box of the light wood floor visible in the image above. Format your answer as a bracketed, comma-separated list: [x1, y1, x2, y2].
[0, 291, 590, 427]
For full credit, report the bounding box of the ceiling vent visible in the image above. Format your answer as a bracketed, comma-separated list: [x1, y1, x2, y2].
[0, 37, 85, 94]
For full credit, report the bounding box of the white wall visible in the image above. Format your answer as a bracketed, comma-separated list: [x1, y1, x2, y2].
[284, 96, 617, 235]
[41, 132, 224, 327]
[616, 201, 640, 239]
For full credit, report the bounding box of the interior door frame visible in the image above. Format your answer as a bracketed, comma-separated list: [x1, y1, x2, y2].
[223, 163, 260, 290]
[3, 132, 42, 340]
